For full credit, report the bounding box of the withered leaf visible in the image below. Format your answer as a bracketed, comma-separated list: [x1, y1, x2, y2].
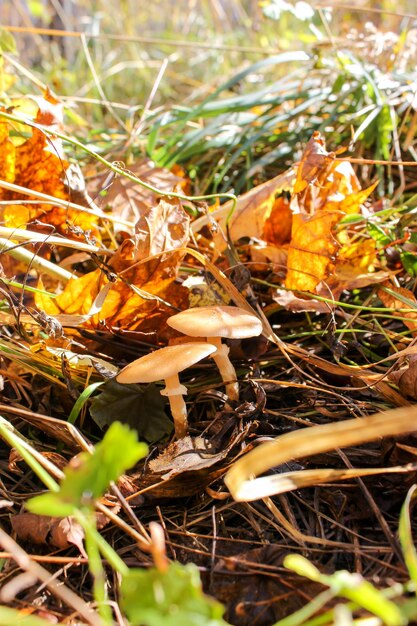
[293, 130, 335, 195]
[377, 283, 417, 334]
[11, 512, 85, 553]
[261, 193, 292, 245]
[390, 356, 417, 399]
[35, 196, 191, 332]
[94, 158, 187, 229]
[90, 380, 173, 443]
[285, 133, 377, 293]
[192, 168, 295, 251]
[0, 91, 100, 240]
[148, 436, 230, 479]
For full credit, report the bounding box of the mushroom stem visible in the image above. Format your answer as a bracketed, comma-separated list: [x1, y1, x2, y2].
[209, 337, 239, 402]
[160, 375, 189, 438]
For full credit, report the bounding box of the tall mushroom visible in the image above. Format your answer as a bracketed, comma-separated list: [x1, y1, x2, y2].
[167, 305, 263, 402]
[116, 343, 216, 439]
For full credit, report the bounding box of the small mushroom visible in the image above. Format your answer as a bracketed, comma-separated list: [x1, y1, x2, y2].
[116, 343, 216, 439]
[167, 305, 263, 402]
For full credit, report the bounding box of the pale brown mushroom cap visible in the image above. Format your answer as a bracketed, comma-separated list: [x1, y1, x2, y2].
[167, 305, 263, 340]
[116, 342, 216, 385]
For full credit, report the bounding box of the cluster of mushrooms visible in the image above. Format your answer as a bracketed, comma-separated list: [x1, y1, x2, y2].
[116, 305, 263, 438]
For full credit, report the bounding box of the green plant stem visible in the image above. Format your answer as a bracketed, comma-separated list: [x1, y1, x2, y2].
[0, 419, 130, 580]
[0, 417, 60, 491]
[76, 510, 129, 577]
[81, 510, 114, 626]
[0, 276, 58, 297]
[273, 589, 335, 626]
[254, 280, 417, 313]
[0, 237, 74, 283]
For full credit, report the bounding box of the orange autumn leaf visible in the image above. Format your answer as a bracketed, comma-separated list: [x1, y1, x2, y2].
[0, 91, 100, 241]
[0, 119, 15, 182]
[377, 283, 417, 334]
[285, 132, 376, 293]
[262, 193, 292, 245]
[192, 168, 295, 252]
[293, 130, 335, 195]
[286, 211, 340, 292]
[326, 238, 388, 298]
[36, 197, 191, 333]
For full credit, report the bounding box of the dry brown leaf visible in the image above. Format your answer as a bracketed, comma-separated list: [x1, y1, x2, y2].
[261, 193, 292, 245]
[8, 450, 68, 474]
[377, 282, 417, 334]
[11, 512, 85, 553]
[273, 288, 331, 313]
[191, 168, 296, 250]
[94, 159, 187, 231]
[35, 196, 191, 332]
[149, 436, 230, 480]
[293, 130, 335, 195]
[389, 356, 417, 399]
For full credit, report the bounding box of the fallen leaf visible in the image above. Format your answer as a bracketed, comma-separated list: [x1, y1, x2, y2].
[261, 193, 292, 245]
[191, 168, 296, 251]
[293, 130, 335, 195]
[285, 133, 377, 293]
[90, 380, 173, 442]
[273, 288, 331, 313]
[389, 356, 417, 399]
[285, 211, 340, 292]
[377, 283, 417, 334]
[35, 196, 191, 332]
[149, 436, 229, 479]
[0, 91, 100, 240]
[249, 241, 288, 273]
[11, 512, 85, 553]
[94, 159, 188, 232]
[0, 118, 15, 183]
[8, 450, 68, 474]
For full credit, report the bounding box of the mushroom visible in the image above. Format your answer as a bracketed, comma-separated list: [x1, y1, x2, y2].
[116, 343, 216, 439]
[167, 305, 263, 402]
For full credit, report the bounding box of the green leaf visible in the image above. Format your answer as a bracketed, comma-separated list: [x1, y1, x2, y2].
[0, 606, 57, 625]
[401, 251, 417, 277]
[367, 221, 391, 247]
[121, 562, 227, 626]
[90, 380, 173, 443]
[27, 422, 147, 516]
[338, 213, 364, 225]
[68, 381, 104, 424]
[0, 29, 17, 54]
[334, 574, 405, 626]
[284, 555, 321, 582]
[284, 555, 404, 626]
[399, 485, 417, 588]
[27, 492, 77, 517]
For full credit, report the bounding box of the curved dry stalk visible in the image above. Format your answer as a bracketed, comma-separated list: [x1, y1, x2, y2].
[225, 405, 417, 501]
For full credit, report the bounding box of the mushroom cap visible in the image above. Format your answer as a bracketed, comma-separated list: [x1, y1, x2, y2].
[167, 305, 263, 340]
[116, 342, 216, 384]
